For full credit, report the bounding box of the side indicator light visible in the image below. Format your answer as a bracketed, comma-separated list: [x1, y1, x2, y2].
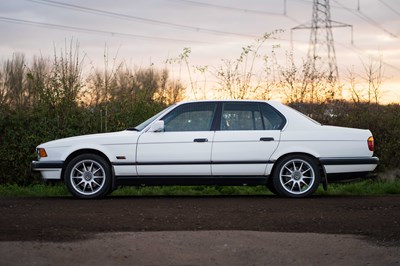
[38, 148, 48, 158]
[367, 136, 374, 151]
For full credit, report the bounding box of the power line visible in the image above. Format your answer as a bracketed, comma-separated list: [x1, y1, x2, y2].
[27, 0, 258, 38]
[291, 0, 399, 38]
[331, 0, 398, 38]
[169, 0, 302, 24]
[286, 33, 400, 73]
[288, 0, 358, 11]
[170, 0, 281, 15]
[0, 16, 207, 43]
[377, 0, 400, 18]
[335, 41, 400, 73]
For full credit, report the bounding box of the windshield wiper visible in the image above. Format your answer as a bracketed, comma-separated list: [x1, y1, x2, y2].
[126, 127, 139, 131]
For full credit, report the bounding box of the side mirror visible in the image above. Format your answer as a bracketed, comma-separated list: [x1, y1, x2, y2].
[148, 120, 164, 132]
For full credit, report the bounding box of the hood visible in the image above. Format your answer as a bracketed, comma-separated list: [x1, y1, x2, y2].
[40, 130, 140, 148]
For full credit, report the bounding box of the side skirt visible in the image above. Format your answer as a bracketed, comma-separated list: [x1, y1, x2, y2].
[115, 176, 269, 186]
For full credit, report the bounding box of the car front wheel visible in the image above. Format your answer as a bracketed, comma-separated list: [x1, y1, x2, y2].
[272, 155, 320, 198]
[64, 154, 112, 199]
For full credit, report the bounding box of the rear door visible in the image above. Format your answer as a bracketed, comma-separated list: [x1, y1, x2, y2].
[211, 102, 285, 176]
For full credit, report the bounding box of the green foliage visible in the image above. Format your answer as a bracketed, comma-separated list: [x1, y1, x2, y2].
[0, 44, 398, 186]
[0, 50, 175, 185]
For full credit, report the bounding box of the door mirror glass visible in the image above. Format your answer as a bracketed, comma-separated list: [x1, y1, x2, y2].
[148, 120, 164, 132]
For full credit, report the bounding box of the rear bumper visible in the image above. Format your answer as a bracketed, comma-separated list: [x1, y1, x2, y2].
[326, 172, 375, 182]
[320, 157, 379, 180]
[31, 161, 63, 180]
[319, 157, 379, 166]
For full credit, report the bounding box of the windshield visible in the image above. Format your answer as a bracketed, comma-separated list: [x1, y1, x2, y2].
[132, 105, 176, 131]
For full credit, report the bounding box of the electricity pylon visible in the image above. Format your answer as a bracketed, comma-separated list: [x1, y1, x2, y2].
[292, 0, 353, 83]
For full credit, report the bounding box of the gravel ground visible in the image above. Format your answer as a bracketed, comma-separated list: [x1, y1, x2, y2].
[1, 195, 399, 265]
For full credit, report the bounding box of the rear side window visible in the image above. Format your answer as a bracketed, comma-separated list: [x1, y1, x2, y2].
[221, 102, 285, 131]
[260, 103, 285, 130]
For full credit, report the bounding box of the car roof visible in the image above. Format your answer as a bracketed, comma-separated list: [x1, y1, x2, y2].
[175, 99, 280, 105]
[171, 100, 319, 130]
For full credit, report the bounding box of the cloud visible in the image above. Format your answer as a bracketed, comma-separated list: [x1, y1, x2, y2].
[0, 0, 399, 102]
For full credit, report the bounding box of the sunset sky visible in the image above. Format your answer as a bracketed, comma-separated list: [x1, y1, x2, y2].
[1, 0, 399, 103]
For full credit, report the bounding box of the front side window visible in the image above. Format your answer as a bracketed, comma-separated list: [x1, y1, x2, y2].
[221, 102, 285, 131]
[162, 102, 217, 132]
[134, 105, 175, 131]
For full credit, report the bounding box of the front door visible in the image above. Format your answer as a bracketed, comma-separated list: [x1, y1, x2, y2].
[136, 102, 217, 176]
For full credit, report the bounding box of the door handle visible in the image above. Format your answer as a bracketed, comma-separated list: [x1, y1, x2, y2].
[194, 138, 208, 142]
[260, 137, 274, 142]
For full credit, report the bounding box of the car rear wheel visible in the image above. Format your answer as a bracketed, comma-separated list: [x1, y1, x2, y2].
[266, 180, 277, 195]
[272, 155, 320, 198]
[65, 154, 112, 199]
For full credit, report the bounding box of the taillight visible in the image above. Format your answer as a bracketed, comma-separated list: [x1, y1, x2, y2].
[367, 136, 374, 151]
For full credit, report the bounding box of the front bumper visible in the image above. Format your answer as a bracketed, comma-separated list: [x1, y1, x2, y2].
[31, 160, 64, 180]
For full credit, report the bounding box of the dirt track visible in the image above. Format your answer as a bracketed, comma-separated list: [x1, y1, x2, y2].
[1, 195, 400, 265]
[1, 195, 399, 244]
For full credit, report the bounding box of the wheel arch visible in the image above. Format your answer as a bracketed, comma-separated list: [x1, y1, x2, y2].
[61, 149, 113, 182]
[270, 152, 325, 182]
[269, 152, 326, 197]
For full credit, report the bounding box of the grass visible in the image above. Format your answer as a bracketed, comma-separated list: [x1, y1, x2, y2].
[317, 179, 400, 196]
[0, 183, 70, 197]
[0, 180, 399, 197]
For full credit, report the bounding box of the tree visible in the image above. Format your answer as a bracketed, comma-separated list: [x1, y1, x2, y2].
[26, 56, 51, 107]
[345, 57, 385, 104]
[277, 51, 343, 103]
[362, 57, 384, 104]
[2, 53, 26, 108]
[211, 31, 281, 100]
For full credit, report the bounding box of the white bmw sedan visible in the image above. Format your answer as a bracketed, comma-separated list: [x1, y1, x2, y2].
[32, 100, 378, 199]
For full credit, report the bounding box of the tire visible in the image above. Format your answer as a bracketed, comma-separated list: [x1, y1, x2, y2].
[272, 154, 320, 198]
[64, 154, 112, 199]
[266, 180, 278, 195]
